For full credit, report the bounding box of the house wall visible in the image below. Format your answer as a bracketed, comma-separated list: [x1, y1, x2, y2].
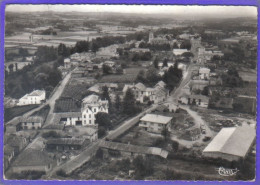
[202, 152, 241, 162]
[21, 122, 42, 130]
[62, 116, 82, 126]
[82, 106, 108, 126]
[139, 121, 169, 134]
[18, 92, 45, 105]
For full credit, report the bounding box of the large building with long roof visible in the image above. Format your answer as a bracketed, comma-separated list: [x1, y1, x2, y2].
[202, 125, 256, 161]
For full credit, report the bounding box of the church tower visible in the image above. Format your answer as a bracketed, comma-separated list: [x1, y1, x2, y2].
[148, 31, 154, 43]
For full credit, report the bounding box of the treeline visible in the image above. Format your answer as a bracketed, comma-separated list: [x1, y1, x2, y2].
[5, 62, 62, 99]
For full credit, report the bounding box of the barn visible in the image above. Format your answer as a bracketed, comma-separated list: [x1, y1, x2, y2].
[202, 125, 255, 161]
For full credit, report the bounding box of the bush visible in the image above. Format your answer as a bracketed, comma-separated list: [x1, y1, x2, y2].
[172, 140, 179, 152]
[10, 171, 45, 180]
[98, 126, 107, 138]
[56, 169, 68, 177]
[152, 138, 165, 148]
[42, 131, 61, 138]
[95, 148, 104, 159]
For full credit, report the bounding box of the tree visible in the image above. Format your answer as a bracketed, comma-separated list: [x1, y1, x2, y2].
[95, 148, 104, 159]
[101, 86, 111, 107]
[15, 63, 18, 71]
[91, 42, 99, 53]
[57, 56, 64, 66]
[172, 140, 179, 152]
[115, 94, 121, 110]
[163, 63, 183, 92]
[146, 66, 161, 86]
[102, 64, 112, 75]
[58, 43, 70, 57]
[8, 64, 14, 73]
[47, 70, 62, 87]
[95, 112, 111, 129]
[172, 42, 179, 49]
[136, 70, 146, 84]
[201, 86, 209, 96]
[132, 53, 140, 62]
[74, 40, 89, 53]
[161, 127, 170, 141]
[19, 48, 29, 57]
[182, 52, 194, 58]
[153, 58, 159, 69]
[123, 88, 137, 115]
[163, 58, 168, 67]
[132, 155, 154, 180]
[180, 40, 191, 50]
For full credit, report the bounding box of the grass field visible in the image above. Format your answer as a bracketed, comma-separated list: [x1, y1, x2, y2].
[99, 67, 144, 83]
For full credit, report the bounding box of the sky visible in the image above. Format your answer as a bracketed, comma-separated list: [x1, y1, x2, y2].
[5, 5, 257, 18]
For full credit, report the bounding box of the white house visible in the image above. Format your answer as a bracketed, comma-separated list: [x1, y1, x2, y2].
[70, 52, 81, 61]
[173, 49, 188, 56]
[199, 67, 211, 80]
[58, 112, 83, 126]
[139, 114, 172, 134]
[104, 61, 115, 67]
[17, 90, 46, 106]
[64, 58, 71, 69]
[81, 95, 109, 126]
[179, 94, 209, 108]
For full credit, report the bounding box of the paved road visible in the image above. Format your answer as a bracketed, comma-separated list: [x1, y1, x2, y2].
[169, 64, 197, 103]
[43, 71, 72, 127]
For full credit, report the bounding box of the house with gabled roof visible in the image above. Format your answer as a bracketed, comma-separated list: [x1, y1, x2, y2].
[81, 94, 109, 126]
[17, 90, 46, 106]
[123, 81, 167, 104]
[11, 149, 53, 173]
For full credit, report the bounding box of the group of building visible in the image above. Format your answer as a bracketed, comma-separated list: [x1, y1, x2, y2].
[123, 81, 168, 104]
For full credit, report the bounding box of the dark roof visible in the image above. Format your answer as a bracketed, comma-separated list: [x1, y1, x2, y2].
[4, 134, 25, 147]
[4, 145, 14, 155]
[12, 149, 53, 167]
[46, 138, 85, 146]
[99, 141, 168, 158]
[44, 124, 64, 130]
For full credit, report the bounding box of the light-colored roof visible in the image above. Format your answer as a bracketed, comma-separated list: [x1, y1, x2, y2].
[199, 67, 210, 74]
[20, 116, 43, 123]
[122, 84, 133, 93]
[88, 84, 100, 93]
[203, 126, 256, 157]
[82, 94, 100, 104]
[135, 82, 146, 91]
[28, 90, 45, 97]
[156, 81, 166, 88]
[189, 94, 209, 102]
[173, 49, 188, 55]
[46, 138, 85, 145]
[104, 60, 115, 64]
[140, 114, 172, 124]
